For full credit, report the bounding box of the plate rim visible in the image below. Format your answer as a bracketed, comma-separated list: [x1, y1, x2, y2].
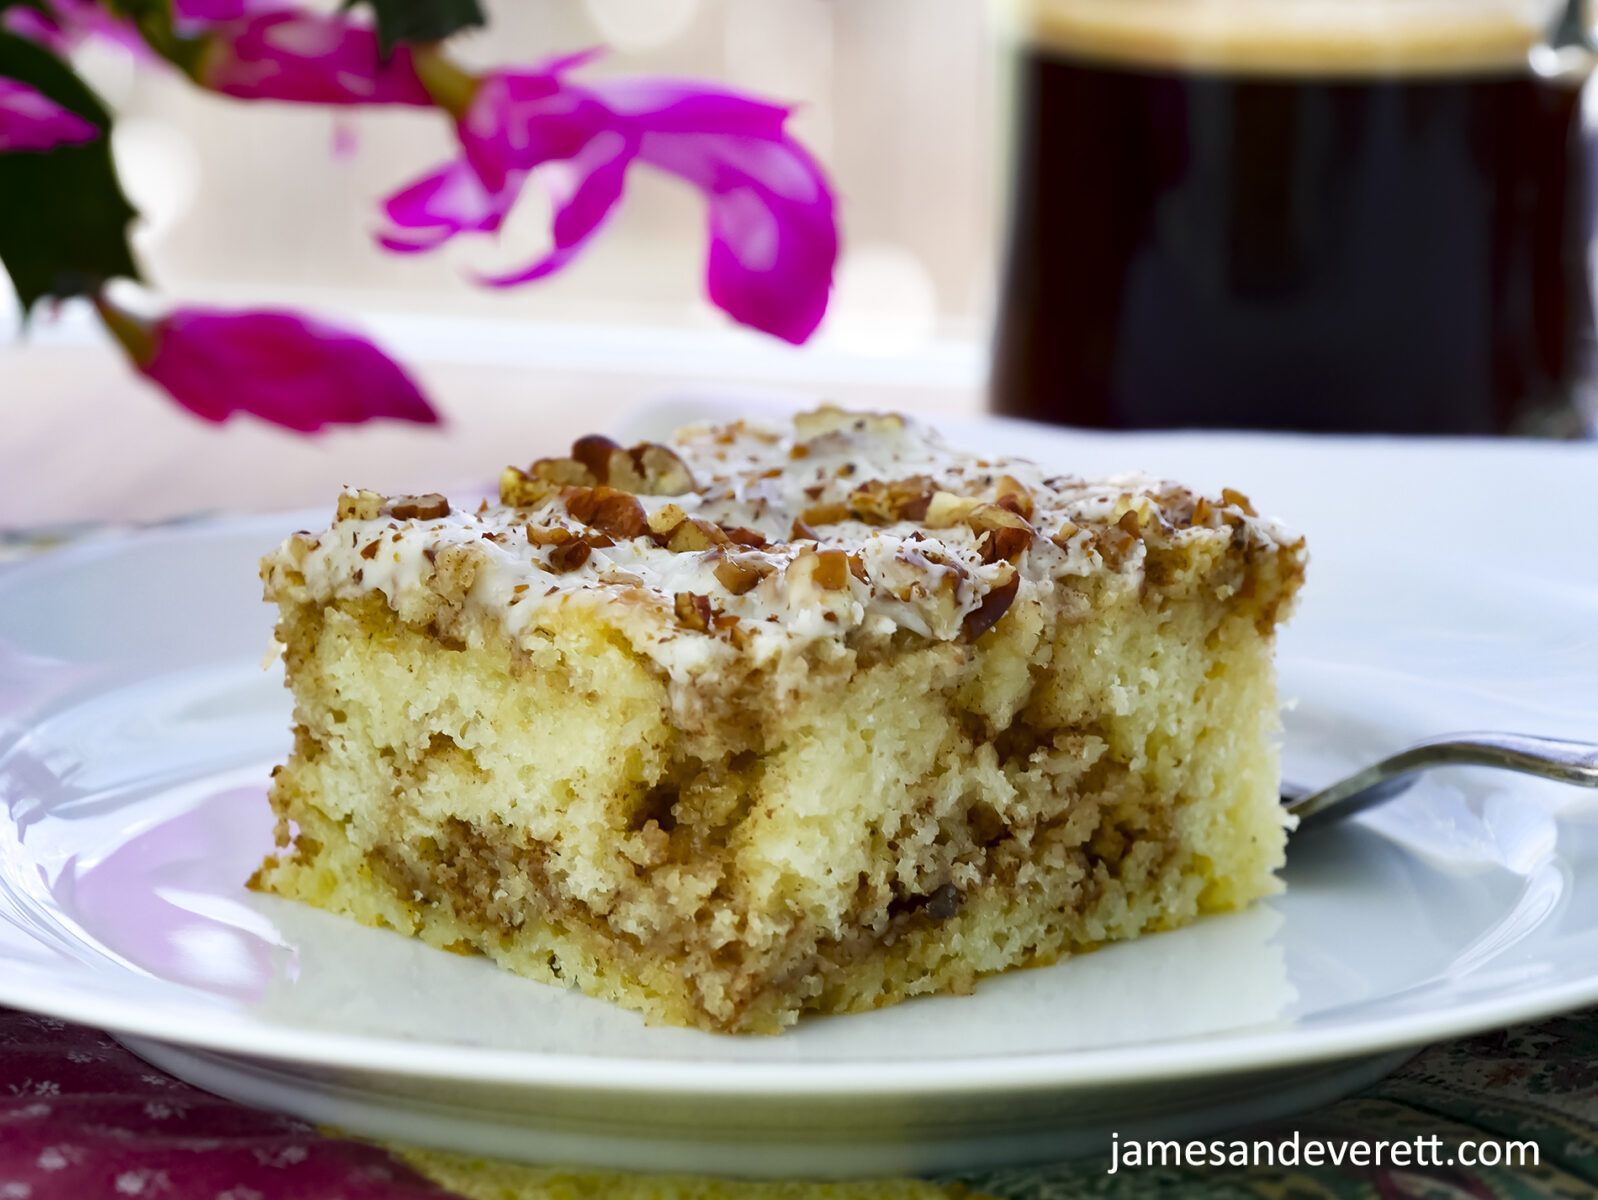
[4, 506, 1598, 1100]
[3, 961, 1598, 1098]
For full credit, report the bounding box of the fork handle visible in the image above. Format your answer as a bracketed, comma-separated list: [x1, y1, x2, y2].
[1288, 732, 1598, 830]
[1395, 733, 1598, 786]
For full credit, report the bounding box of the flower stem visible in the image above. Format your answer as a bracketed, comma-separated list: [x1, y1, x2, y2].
[93, 291, 155, 365]
[411, 45, 479, 119]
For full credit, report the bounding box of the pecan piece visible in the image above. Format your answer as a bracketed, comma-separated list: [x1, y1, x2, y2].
[787, 547, 851, 592]
[665, 518, 728, 553]
[800, 502, 850, 527]
[674, 591, 713, 631]
[627, 443, 696, 495]
[848, 475, 934, 525]
[547, 541, 592, 573]
[967, 504, 1034, 564]
[713, 554, 774, 595]
[962, 569, 1019, 640]
[385, 494, 451, 521]
[1220, 487, 1258, 517]
[647, 504, 690, 541]
[924, 491, 982, 529]
[993, 475, 1033, 519]
[564, 485, 648, 540]
[336, 489, 385, 521]
[793, 405, 905, 440]
[503, 437, 697, 504]
[526, 523, 576, 547]
[501, 467, 560, 508]
[571, 434, 623, 482]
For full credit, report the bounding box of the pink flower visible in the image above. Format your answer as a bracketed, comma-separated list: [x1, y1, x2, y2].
[380, 54, 838, 344]
[97, 299, 438, 432]
[195, 10, 432, 106]
[2, 0, 147, 58]
[172, 0, 286, 29]
[0, 78, 99, 153]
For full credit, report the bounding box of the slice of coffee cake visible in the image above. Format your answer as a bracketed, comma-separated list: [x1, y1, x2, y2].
[253, 407, 1305, 1034]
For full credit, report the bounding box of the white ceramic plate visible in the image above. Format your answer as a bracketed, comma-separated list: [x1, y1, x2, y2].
[2, 411, 1596, 1178]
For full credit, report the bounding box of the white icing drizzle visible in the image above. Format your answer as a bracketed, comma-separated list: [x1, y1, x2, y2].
[263, 409, 1301, 684]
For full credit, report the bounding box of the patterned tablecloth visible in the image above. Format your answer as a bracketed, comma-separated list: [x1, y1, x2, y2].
[2, 1003, 1595, 1199]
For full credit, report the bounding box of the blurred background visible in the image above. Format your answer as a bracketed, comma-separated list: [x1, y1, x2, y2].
[2, 0, 1000, 528]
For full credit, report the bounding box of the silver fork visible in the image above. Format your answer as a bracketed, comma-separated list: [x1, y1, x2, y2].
[1285, 733, 1598, 833]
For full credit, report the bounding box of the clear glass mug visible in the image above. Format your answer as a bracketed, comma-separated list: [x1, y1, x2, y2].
[990, 0, 1595, 435]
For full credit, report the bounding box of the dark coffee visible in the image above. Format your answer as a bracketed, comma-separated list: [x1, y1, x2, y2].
[992, 27, 1591, 434]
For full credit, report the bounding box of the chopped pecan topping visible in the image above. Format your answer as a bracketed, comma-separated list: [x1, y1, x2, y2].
[847, 475, 934, 525]
[647, 504, 690, 539]
[547, 541, 592, 573]
[570, 434, 621, 481]
[793, 405, 905, 440]
[525, 523, 576, 547]
[674, 591, 713, 630]
[1050, 520, 1080, 551]
[962, 569, 1019, 640]
[923, 491, 982, 529]
[894, 548, 964, 602]
[1221, 487, 1258, 517]
[921, 492, 1037, 563]
[721, 525, 769, 548]
[1093, 518, 1139, 565]
[713, 553, 774, 595]
[502, 436, 696, 505]
[800, 502, 850, 526]
[564, 486, 648, 540]
[643, 504, 729, 553]
[787, 547, 851, 593]
[620, 443, 697, 495]
[335, 490, 384, 521]
[978, 523, 1032, 565]
[790, 517, 821, 542]
[993, 475, 1033, 519]
[500, 466, 558, 508]
[813, 549, 852, 590]
[944, 502, 1033, 565]
[384, 494, 451, 521]
[668, 518, 729, 553]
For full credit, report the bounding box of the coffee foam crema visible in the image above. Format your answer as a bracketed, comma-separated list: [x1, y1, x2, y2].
[1006, 0, 1569, 75]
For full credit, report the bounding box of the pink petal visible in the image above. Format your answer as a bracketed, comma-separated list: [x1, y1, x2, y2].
[583, 77, 790, 138]
[458, 63, 614, 194]
[378, 158, 525, 252]
[2, 0, 150, 58]
[140, 307, 437, 432]
[640, 132, 836, 344]
[172, 0, 287, 23]
[477, 129, 636, 287]
[372, 51, 839, 343]
[197, 12, 433, 106]
[0, 77, 99, 154]
[171, 0, 289, 34]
